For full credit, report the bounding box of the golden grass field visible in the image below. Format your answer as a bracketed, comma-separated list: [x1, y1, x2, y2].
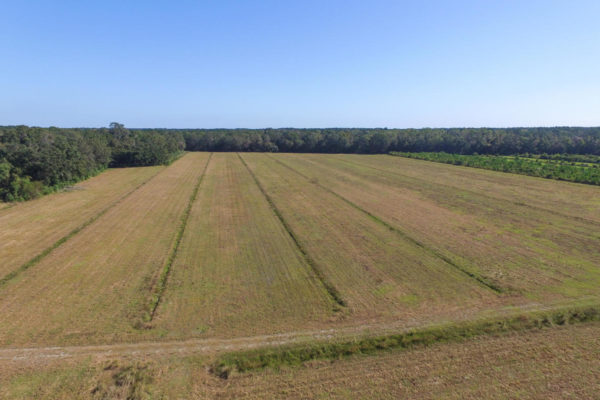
[1, 152, 599, 398]
[240, 153, 501, 322]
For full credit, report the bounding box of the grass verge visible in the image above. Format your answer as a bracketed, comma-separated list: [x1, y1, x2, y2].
[211, 303, 600, 378]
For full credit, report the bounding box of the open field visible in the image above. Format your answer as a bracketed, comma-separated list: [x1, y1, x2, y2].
[206, 321, 600, 399]
[240, 154, 502, 323]
[0, 166, 163, 279]
[1, 152, 599, 397]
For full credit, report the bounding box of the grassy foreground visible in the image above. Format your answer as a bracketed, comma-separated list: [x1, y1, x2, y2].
[211, 303, 600, 377]
[2, 317, 599, 399]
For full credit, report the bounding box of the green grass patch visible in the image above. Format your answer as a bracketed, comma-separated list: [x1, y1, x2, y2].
[390, 152, 600, 185]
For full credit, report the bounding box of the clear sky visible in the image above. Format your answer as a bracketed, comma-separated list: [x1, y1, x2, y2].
[1, 0, 599, 128]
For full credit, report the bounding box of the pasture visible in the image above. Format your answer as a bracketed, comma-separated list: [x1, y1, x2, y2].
[0, 152, 599, 397]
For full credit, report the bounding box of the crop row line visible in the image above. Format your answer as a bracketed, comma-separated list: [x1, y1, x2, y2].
[266, 154, 504, 294]
[0, 168, 164, 289]
[143, 152, 214, 324]
[237, 153, 347, 310]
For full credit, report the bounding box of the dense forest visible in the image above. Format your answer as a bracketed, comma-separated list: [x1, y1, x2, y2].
[391, 152, 600, 185]
[180, 127, 600, 155]
[0, 124, 184, 201]
[2, 125, 600, 201]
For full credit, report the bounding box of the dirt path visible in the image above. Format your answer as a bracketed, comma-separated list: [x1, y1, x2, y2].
[0, 321, 419, 364]
[1, 299, 586, 365]
[1, 309, 508, 364]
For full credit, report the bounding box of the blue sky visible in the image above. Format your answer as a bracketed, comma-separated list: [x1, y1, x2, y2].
[1, 0, 599, 128]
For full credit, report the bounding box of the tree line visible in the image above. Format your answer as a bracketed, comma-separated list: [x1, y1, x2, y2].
[2, 125, 600, 201]
[180, 127, 600, 154]
[0, 124, 184, 201]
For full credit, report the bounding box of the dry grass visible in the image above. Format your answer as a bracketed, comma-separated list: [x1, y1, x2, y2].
[0, 153, 210, 346]
[1, 152, 599, 397]
[272, 153, 600, 300]
[152, 153, 335, 338]
[2, 322, 599, 399]
[0, 166, 163, 278]
[241, 154, 499, 323]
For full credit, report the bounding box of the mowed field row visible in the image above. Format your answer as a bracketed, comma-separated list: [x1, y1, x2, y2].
[0, 153, 210, 346]
[1, 152, 599, 348]
[153, 153, 336, 338]
[269, 153, 600, 300]
[0, 166, 163, 278]
[239, 154, 497, 321]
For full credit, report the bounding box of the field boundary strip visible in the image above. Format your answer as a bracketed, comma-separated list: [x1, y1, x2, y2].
[338, 154, 600, 227]
[0, 166, 165, 289]
[210, 302, 600, 378]
[237, 153, 346, 309]
[266, 154, 504, 294]
[0, 299, 596, 363]
[143, 152, 214, 323]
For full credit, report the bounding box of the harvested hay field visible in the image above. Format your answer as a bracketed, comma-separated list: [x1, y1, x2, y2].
[1, 152, 599, 397]
[240, 153, 501, 323]
[203, 321, 600, 399]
